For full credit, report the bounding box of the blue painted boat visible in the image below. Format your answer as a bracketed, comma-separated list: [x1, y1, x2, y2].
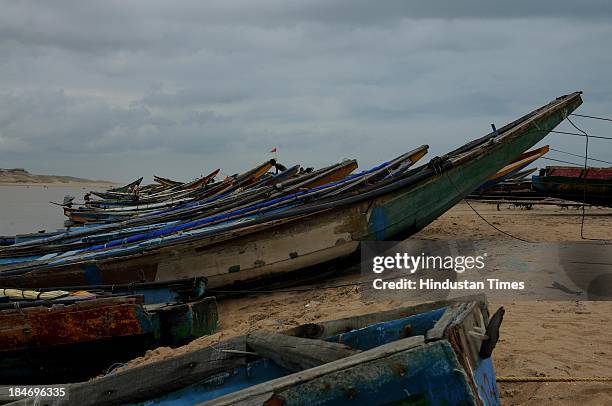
[0, 237, 15, 247]
[40, 295, 502, 405]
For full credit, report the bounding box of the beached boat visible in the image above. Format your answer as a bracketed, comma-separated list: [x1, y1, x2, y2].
[107, 177, 143, 193]
[0, 288, 218, 384]
[474, 145, 549, 192]
[0, 156, 377, 262]
[0, 92, 582, 289]
[154, 175, 183, 188]
[506, 167, 538, 181]
[86, 169, 221, 207]
[532, 166, 612, 206]
[19, 295, 502, 405]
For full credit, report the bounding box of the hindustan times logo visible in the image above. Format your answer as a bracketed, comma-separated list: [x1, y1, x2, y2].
[372, 252, 488, 274]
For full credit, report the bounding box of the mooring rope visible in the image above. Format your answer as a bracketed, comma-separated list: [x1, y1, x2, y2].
[497, 376, 612, 382]
[444, 171, 532, 243]
[571, 112, 612, 123]
[549, 147, 612, 165]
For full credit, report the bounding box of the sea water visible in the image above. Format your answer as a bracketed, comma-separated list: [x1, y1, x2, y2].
[0, 185, 104, 235]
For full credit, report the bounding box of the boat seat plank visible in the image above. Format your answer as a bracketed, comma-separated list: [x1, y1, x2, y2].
[201, 335, 425, 406]
[246, 330, 359, 372]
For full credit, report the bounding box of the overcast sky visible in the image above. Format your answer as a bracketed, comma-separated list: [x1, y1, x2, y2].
[1, 1, 611, 182]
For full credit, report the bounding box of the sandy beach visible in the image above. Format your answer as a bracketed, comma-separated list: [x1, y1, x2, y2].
[113, 201, 612, 405]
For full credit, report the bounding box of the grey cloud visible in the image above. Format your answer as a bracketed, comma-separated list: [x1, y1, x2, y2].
[0, 2, 611, 182]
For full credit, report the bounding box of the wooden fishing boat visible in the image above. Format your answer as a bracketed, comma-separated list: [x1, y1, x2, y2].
[474, 145, 549, 192]
[87, 169, 221, 207]
[154, 175, 183, 188]
[506, 167, 537, 181]
[532, 166, 612, 206]
[107, 177, 143, 193]
[15, 295, 502, 405]
[0, 291, 218, 384]
[0, 93, 582, 290]
[0, 146, 425, 278]
[0, 155, 378, 265]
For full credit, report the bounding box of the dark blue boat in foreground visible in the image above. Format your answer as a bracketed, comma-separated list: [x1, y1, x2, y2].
[14, 295, 502, 405]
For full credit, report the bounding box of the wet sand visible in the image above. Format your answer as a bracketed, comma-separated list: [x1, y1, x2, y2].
[119, 202, 612, 405]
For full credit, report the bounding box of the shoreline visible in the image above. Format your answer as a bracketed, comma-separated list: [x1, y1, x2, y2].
[0, 182, 116, 188]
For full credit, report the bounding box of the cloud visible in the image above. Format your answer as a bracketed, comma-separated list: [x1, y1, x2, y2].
[1, 2, 611, 181]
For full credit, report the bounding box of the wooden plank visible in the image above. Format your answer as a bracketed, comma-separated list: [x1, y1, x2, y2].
[246, 330, 358, 372]
[286, 294, 487, 339]
[425, 303, 467, 342]
[202, 335, 425, 406]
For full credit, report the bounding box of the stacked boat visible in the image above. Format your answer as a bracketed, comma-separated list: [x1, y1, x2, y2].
[0, 92, 586, 404]
[0, 92, 583, 291]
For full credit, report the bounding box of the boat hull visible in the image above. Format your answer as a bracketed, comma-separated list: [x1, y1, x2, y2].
[532, 175, 612, 206]
[0, 296, 218, 384]
[0, 93, 582, 289]
[20, 296, 499, 405]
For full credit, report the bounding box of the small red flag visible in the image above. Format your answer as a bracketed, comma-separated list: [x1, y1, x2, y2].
[269, 147, 277, 153]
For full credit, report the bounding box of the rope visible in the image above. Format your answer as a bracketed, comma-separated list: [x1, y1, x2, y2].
[547, 129, 612, 140]
[497, 376, 612, 382]
[444, 172, 532, 243]
[540, 157, 583, 167]
[571, 113, 612, 123]
[549, 148, 612, 165]
[562, 118, 611, 244]
[566, 117, 591, 240]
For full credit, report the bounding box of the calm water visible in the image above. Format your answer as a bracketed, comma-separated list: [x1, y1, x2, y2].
[0, 185, 104, 235]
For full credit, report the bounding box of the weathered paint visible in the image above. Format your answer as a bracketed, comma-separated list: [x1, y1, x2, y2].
[326, 307, 447, 350]
[0, 297, 157, 351]
[157, 297, 219, 345]
[0, 296, 219, 383]
[136, 359, 291, 405]
[134, 302, 499, 405]
[473, 357, 500, 406]
[275, 341, 477, 406]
